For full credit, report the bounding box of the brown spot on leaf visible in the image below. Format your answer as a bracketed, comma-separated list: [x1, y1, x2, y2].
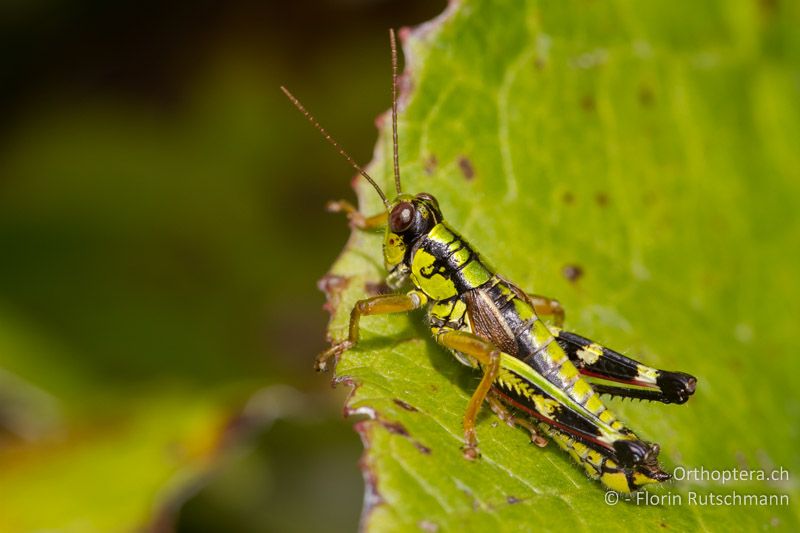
[562, 264, 584, 282]
[415, 442, 432, 455]
[458, 156, 475, 180]
[580, 95, 596, 112]
[379, 418, 431, 454]
[381, 420, 410, 437]
[393, 399, 418, 412]
[639, 85, 655, 107]
[534, 56, 546, 70]
[424, 154, 438, 175]
[595, 191, 609, 206]
[562, 191, 575, 204]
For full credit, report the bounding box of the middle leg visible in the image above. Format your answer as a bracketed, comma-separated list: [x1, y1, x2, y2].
[434, 328, 504, 460]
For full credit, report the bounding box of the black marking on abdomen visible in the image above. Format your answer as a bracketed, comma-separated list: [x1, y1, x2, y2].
[523, 337, 556, 375]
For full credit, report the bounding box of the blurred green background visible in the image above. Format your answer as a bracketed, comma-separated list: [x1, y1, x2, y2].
[0, 1, 445, 531]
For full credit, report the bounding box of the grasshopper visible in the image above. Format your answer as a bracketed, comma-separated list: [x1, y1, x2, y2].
[282, 30, 696, 493]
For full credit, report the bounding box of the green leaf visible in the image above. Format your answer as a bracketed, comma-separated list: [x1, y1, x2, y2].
[323, 1, 800, 530]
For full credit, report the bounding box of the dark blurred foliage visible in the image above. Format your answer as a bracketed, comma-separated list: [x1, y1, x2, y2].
[0, 1, 445, 531]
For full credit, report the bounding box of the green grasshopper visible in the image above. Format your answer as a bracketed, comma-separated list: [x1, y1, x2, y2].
[282, 30, 696, 493]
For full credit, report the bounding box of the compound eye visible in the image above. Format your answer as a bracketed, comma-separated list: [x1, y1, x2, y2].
[390, 202, 415, 233]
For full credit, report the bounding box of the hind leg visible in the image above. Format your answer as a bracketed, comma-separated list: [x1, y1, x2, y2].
[553, 330, 697, 404]
[487, 390, 548, 447]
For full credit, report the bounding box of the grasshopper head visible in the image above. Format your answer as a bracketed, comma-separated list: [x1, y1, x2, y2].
[383, 192, 443, 273]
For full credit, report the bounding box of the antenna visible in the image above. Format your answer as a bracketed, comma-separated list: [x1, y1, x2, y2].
[389, 29, 402, 194]
[281, 86, 390, 208]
